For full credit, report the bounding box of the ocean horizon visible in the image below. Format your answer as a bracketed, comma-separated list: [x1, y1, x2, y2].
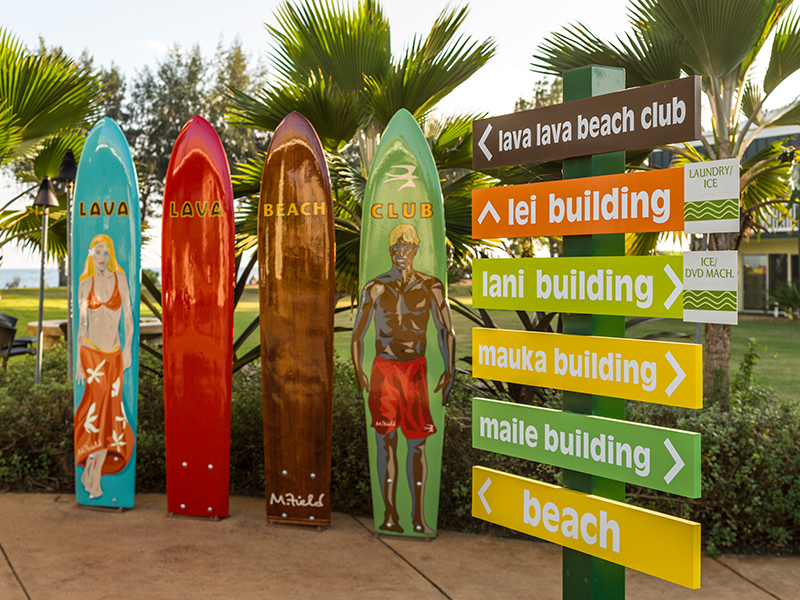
[0, 267, 163, 290]
[0, 266, 256, 290]
[1, 267, 63, 289]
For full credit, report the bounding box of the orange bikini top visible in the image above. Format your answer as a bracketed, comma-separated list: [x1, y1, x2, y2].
[87, 273, 122, 310]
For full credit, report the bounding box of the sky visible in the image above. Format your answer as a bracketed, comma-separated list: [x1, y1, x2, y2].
[1, 0, 797, 267]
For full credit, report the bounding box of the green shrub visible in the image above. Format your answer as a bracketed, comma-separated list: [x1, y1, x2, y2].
[627, 339, 800, 553]
[0, 344, 73, 492]
[329, 359, 370, 514]
[229, 363, 266, 496]
[2, 340, 798, 552]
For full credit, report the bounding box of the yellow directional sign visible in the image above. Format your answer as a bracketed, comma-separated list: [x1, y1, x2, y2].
[473, 328, 702, 409]
[472, 466, 701, 589]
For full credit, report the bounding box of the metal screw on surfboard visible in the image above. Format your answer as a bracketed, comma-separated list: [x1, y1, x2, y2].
[310, 473, 316, 479]
[33, 177, 59, 385]
[282, 470, 288, 476]
[55, 150, 77, 381]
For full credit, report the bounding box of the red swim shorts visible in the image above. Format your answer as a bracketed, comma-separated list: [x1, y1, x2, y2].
[368, 355, 436, 439]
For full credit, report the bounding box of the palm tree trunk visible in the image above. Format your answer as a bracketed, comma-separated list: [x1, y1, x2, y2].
[703, 231, 738, 409]
[58, 256, 67, 287]
[704, 321, 731, 410]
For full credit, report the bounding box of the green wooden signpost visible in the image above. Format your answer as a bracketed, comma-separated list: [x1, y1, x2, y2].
[469, 65, 710, 596]
[560, 65, 628, 600]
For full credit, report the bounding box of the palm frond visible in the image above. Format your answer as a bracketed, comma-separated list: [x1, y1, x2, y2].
[740, 138, 793, 216]
[764, 9, 800, 95]
[364, 5, 496, 125]
[328, 153, 367, 206]
[645, 0, 783, 81]
[763, 96, 800, 127]
[739, 0, 794, 81]
[226, 75, 363, 151]
[0, 99, 22, 159]
[267, 0, 391, 91]
[740, 80, 765, 124]
[533, 23, 625, 80]
[425, 113, 484, 171]
[334, 225, 361, 298]
[14, 130, 86, 183]
[231, 152, 267, 197]
[0, 203, 68, 259]
[0, 27, 104, 160]
[625, 230, 660, 256]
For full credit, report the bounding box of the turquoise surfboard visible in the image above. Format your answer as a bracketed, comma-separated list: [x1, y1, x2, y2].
[351, 109, 455, 537]
[71, 117, 141, 509]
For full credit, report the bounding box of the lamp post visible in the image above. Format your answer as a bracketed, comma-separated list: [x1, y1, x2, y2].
[34, 177, 59, 384]
[55, 150, 77, 380]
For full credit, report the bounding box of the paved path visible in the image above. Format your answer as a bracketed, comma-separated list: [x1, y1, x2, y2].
[0, 494, 797, 599]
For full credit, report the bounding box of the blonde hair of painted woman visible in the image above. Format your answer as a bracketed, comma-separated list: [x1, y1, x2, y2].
[79, 234, 126, 280]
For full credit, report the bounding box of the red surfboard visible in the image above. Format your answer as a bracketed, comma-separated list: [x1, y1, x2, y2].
[259, 112, 334, 526]
[162, 115, 234, 518]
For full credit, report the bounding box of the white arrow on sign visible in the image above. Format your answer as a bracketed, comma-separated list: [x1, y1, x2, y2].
[477, 200, 501, 224]
[478, 123, 493, 161]
[664, 350, 686, 397]
[663, 438, 685, 484]
[663, 264, 683, 310]
[478, 477, 492, 514]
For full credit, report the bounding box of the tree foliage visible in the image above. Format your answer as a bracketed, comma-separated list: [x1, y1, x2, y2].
[227, 0, 499, 296]
[532, 0, 800, 406]
[126, 39, 269, 222]
[0, 30, 104, 262]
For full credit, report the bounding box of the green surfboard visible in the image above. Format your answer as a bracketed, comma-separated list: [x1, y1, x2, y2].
[352, 109, 455, 538]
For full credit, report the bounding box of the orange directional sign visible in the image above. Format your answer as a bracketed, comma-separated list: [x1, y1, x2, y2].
[472, 466, 701, 589]
[473, 328, 702, 408]
[473, 167, 684, 238]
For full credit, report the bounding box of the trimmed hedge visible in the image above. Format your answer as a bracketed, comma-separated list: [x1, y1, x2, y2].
[1, 341, 798, 553]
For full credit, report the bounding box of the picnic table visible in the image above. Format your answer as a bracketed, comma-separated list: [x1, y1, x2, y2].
[28, 318, 163, 351]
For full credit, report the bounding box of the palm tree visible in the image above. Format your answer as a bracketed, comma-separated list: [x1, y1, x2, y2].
[226, 0, 500, 296]
[0, 28, 104, 261]
[532, 0, 800, 408]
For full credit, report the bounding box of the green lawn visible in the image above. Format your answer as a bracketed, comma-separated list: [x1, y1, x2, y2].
[1, 287, 70, 326]
[3, 285, 796, 402]
[628, 317, 800, 403]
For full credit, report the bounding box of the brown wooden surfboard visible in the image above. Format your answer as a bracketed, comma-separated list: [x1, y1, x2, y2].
[258, 111, 334, 526]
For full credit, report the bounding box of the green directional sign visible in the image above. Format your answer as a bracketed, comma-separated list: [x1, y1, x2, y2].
[473, 256, 683, 319]
[472, 398, 701, 498]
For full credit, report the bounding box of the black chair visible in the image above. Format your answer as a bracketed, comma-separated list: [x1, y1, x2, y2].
[0, 323, 34, 370]
[0, 313, 36, 351]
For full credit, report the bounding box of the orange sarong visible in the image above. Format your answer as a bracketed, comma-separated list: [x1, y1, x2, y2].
[74, 345, 134, 475]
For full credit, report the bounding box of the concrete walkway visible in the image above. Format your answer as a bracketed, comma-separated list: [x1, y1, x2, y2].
[0, 494, 797, 599]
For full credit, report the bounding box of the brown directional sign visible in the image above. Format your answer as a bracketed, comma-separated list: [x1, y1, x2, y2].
[472, 76, 701, 170]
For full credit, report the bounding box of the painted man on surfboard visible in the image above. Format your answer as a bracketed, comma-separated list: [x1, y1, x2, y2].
[352, 223, 455, 534]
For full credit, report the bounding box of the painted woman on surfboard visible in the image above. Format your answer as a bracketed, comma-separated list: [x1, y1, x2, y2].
[74, 234, 135, 499]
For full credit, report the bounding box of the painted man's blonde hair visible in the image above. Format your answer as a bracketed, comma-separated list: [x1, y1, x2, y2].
[388, 223, 420, 246]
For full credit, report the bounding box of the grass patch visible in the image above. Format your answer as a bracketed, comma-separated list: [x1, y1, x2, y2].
[629, 318, 800, 403]
[0, 287, 69, 326]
